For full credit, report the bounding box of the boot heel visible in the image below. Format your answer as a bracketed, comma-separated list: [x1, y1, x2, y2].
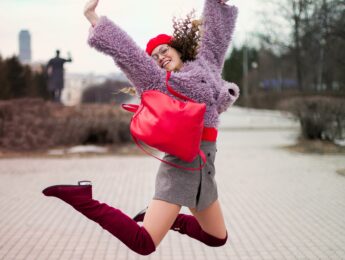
[78, 180, 92, 186]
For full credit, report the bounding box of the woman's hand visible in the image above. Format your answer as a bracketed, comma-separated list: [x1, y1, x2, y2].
[84, 0, 100, 26]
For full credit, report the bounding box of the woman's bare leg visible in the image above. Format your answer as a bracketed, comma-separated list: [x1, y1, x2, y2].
[133, 199, 227, 247]
[143, 199, 181, 246]
[189, 199, 227, 239]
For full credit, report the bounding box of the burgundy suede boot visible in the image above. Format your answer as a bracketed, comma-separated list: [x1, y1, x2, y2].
[42, 181, 155, 255]
[171, 213, 228, 247]
[133, 209, 227, 247]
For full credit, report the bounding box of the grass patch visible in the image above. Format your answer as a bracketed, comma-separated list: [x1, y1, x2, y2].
[283, 138, 345, 155]
[336, 169, 345, 176]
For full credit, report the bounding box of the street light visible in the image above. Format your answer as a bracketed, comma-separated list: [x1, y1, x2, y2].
[317, 38, 326, 91]
[243, 45, 249, 106]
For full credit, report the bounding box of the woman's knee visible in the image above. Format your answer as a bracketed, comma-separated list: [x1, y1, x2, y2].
[134, 227, 156, 255]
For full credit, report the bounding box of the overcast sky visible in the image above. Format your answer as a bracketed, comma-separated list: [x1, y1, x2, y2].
[0, 0, 261, 75]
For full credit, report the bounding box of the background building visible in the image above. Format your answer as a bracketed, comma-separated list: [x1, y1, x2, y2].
[18, 30, 31, 64]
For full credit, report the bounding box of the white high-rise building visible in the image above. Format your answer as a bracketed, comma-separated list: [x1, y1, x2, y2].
[19, 30, 31, 63]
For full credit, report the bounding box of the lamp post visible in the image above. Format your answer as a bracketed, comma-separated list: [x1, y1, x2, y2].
[243, 45, 249, 106]
[317, 38, 326, 91]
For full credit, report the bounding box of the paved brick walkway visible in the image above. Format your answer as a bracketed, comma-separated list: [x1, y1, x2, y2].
[1, 108, 345, 259]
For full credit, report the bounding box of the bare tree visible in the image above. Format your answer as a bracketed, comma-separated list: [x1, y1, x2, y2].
[258, 0, 314, 90]
[258, 0, 345, 91]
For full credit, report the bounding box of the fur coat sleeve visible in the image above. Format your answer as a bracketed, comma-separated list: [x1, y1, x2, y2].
[87, 16, 165, 95]
[217, 81, 239, 113]
[197, 0, 238, 73]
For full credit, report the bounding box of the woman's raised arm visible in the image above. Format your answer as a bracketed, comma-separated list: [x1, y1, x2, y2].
[197, 0, 238, 72]
[84, 0, 165, 94]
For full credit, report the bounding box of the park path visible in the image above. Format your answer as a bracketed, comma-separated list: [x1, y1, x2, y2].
[0, 107, 344, 260]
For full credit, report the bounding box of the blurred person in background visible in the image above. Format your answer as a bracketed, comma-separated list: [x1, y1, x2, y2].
[46, 49, 72, 103]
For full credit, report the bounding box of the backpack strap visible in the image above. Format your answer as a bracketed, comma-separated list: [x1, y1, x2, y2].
[165, 71, 196, 103]
[132, 135, 207, 171]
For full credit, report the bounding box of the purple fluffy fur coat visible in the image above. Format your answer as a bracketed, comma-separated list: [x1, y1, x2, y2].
[88, 0, 239, 127]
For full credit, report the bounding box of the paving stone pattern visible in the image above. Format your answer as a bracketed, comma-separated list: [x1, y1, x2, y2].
[1, 108, 345, 259]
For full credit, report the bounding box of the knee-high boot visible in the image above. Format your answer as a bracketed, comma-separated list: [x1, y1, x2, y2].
[42, 182, 155, 256]
[134, 209, 227, 247]
[171, 213, 228, 247]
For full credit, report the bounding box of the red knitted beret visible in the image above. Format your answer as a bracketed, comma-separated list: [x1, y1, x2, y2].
[146, 34, 173, 56]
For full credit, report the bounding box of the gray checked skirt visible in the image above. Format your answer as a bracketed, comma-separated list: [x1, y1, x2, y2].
[153, 141, 218, 212]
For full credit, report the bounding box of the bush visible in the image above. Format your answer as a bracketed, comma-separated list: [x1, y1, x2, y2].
[0, 56, 49, 100]
[81, 80, 132, 104]
[278, 96, 345, 141]
[0, 98, 132, 151]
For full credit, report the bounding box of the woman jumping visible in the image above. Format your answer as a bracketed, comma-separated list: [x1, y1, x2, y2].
[42, 0, 239, 255]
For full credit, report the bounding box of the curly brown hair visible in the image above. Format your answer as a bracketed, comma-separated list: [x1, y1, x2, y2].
[170, 10, 203, 62]
[119, 11, 203, 97]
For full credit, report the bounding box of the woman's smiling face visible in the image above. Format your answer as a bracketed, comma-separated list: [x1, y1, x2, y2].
[151, 44, 183, 72]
